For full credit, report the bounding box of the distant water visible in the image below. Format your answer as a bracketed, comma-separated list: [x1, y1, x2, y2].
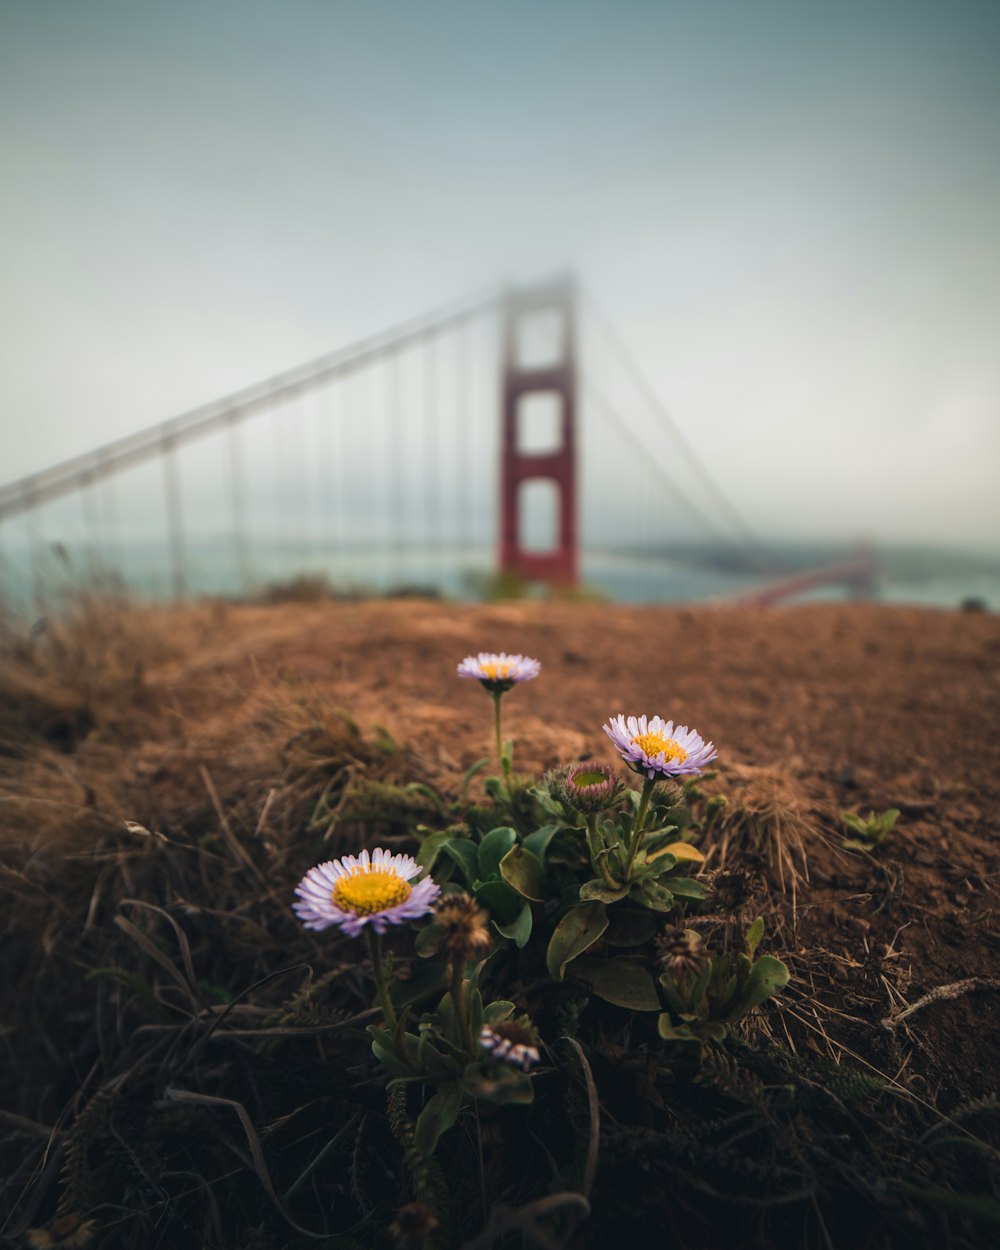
[1, 537, 998, 611]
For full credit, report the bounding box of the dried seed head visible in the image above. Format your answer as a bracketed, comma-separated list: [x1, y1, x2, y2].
[706, 867, 764, 913]
[389, 1201, 440, 1249]
[433, 893, 493, 959]
[656, 926, 708, 981]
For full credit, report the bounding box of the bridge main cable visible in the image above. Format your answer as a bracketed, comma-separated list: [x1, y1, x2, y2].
[0, 286, 502, 523]
[582, 287, 777, 572]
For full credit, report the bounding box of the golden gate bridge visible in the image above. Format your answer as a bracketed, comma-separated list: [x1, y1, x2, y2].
[0, 274, 874, 606]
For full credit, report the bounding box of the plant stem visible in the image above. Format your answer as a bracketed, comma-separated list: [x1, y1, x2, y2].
[367, 927, 398, 1033]
[492, 691, 510, 780]
[450, 957, 472, 1053]
[625, 776, 658, 880]
[586, 814, 619, 887]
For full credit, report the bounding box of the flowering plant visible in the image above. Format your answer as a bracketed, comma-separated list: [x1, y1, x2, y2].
[289, 651, 787, 1163]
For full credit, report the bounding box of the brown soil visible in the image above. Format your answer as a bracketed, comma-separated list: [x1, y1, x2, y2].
[7, 597, 1000, 1099]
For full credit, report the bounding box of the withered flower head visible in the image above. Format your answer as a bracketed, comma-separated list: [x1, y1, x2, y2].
[389, 1201, 440, 1250]
[656, 926, 708, 981]
[26, 1215, 97, 1250]
[706, 866, 763, 914]
[431, 893, 493, 959]
[479, 1016, 540, 1071]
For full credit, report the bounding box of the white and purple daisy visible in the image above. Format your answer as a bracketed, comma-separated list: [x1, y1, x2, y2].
[293, 848, 440, 937]
[603, 714, 717, 781]
[457, 652, 541, 693]
[479, 1020, 540, 1071]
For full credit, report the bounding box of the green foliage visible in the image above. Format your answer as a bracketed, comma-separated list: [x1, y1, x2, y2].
[842, 807, 900, 851]
[657, 920, 790, 1052]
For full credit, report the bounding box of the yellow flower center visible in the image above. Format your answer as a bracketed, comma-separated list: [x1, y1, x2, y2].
[631, 730, 688, 764]
[333, 868, 412, 916]
[480, 660, 512, 680]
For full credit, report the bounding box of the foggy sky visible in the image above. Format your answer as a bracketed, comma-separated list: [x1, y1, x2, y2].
[2, 0, 999, 551]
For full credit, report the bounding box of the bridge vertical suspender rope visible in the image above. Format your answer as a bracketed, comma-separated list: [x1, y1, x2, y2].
[423, 331, 437, 585]
[226, 409, 252, 594]
[392, 348, 407, 586]
[161, 433, 186, 599]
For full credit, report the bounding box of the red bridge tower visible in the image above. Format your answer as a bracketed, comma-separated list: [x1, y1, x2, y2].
[499, 275, 579, 587]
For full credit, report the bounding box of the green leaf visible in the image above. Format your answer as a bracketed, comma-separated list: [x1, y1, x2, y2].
[415, 923, 444, 958]
[499, 845, 545, 901]
[523, 822, 562, 862]
[483, 999, 516, 1025]
[663, 876, 708, 900]
[734, 954, 790, 1015]
[368, 1026, 416, 1077]
[529, 787, 567, 818]
[546, 901, 608, 980]
[574, 957, 661, 1010]
[461, 757, 491, 800]
[414, 1084, 463, 1155]
[416, 1035, 458, 1080]
[494, 900, 533, 948]
[841, 812, 868, 834]
[656, 1016, 702, 1045]
[442, 837, 479, 885]
[745, 916, 765, 958]
[641, 828, 682, 857]
[478, 827, 518, 879]
[417, 829, 453, 872]
[473, 878, 523, 925]
[468, 986, 484, 1039]
[631, 880, 676, 913]
[644, 852, 678, 877]
[579, 878, 629, 903]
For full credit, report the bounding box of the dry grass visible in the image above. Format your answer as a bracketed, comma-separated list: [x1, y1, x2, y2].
[708, 764, 829, 913]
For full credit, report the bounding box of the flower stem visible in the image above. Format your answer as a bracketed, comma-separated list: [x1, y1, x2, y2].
[492, 691, 510, 780]
[586, 814, 619, 888]
[450, 957, 472, 1053]
[625, 776, 658, 880]
[366, 927, 398, 1034]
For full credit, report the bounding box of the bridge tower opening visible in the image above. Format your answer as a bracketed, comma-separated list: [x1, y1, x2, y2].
[499, 275, 578, 588]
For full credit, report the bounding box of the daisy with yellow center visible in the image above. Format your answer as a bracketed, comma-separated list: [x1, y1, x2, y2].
[456, 651, 541, 692]
[457, 651, 541, 779]
[293, 848, 440, 937]
[603, 714, 716, 781]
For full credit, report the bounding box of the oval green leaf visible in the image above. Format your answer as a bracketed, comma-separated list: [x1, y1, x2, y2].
[499, 844, 545, 901]
[546, 901, 608, 980]
[442, 837, 479, 885]
[478, 827, 518, 880]
[494, 900, 533, 948]
[414, 1084, 463, 1155]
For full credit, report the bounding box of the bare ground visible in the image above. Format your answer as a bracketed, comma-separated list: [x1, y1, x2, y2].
[24, 596, 997, 1095]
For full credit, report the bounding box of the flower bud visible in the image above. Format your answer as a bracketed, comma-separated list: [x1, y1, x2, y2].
[549, 761, 625, 814]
